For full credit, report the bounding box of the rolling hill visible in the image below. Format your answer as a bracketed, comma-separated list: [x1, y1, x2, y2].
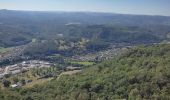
[0, 44, 170, 100]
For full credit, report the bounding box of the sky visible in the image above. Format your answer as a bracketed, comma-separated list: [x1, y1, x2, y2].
[0, 0, 170, 16]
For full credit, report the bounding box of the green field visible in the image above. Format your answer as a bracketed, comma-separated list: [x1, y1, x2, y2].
[70, 61, 95, 66]
[0, 47, 11, 53]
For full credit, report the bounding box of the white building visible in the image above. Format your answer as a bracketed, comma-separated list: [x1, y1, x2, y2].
[11, 84, 18, 88]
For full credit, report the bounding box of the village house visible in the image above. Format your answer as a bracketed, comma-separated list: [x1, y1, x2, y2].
[0, 60, 52, 79]
[11, 84, 18, 88]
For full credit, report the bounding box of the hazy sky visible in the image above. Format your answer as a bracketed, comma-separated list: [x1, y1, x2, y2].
[0, 0, 170, 16]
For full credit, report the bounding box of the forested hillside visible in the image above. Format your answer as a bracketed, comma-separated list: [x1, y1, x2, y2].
[0, 10, 170, 48]
[0, 44, 170, 100]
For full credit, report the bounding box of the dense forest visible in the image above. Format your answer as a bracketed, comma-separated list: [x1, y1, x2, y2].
[0, 44, 170, 100]
[0, 10, 170, 48]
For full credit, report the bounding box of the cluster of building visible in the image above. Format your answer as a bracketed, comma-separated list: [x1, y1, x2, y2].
[71, 47, 129, 62]
[0, 60, 52, 79]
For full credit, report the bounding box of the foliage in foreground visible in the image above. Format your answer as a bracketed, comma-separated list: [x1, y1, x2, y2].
[1, 44, 170, 100]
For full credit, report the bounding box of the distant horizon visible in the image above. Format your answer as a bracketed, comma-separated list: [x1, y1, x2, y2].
[1, 9, 170, 17]
[0, 0, 170, 16]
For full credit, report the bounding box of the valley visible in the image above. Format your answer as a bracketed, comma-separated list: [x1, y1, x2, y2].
[0, 9, 170, 100]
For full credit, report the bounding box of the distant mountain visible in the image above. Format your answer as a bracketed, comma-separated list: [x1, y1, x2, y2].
[0, 10, 170, 52]
[0, 10, 170, 26]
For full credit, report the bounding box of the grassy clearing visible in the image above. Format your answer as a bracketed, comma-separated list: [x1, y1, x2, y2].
[70, 61, 95, 66]
[0, 47, 11, 53]
[23, 78, 53, 88]
[21, 70, 53, 88]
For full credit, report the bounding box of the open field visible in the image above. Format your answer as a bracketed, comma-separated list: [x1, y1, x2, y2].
[23, 78, 53, 88]
[0, 47, 11, 53]
[69, 61, 95, 66]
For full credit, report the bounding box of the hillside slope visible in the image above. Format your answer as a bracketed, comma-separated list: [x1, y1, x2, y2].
[0, 44, 170, 100]
[0, 10, 170, 48]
